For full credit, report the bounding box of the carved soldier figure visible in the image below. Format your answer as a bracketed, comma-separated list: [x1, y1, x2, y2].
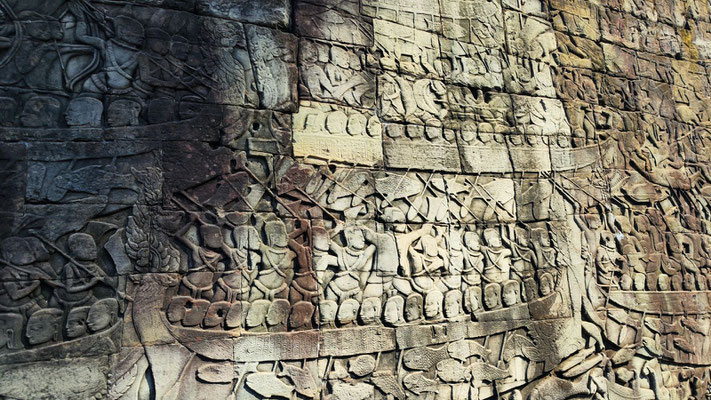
[324, 225, 376, 304]
[213, 225, 260, 303]
[482, 228, 512, 283]
[176, 219, 226, 300]
[0, 237, 55, 316]
[250, 220, 295, 301]
[52, 233, 104, 309]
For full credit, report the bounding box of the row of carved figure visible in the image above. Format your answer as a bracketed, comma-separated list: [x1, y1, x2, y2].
[0, 235, 120, 351]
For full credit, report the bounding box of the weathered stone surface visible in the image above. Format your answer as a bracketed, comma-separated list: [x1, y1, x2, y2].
[2, 0, 711, 398]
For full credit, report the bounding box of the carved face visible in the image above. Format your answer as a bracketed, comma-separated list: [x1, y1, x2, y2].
[68, 233, 97, 261]
[484, 284, 501, 310]
[463, 232, 480, 251]
[359, 298, 381, 325]
[344, 227, 365, 250]
[539, 274, 554, 296]
[383, 298, 402, 325]
[87, 300, 117, 332]
[405, 295, 423, 321]
[424, 292, 443, 319]
[444, 291, 461, 317]
[26, 312, 59, 345]
[65, 307, 89, 338]
[502, 281, 520, 307]
[484, 229, 501, 247]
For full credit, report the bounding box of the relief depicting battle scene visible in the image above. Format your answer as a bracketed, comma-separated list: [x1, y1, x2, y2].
[2, 0, 711, 399]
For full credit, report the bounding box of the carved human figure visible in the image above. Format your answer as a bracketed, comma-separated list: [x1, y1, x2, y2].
[0, 313, 23, 350]
[288, 301, 313, 330]
[324, 225, 376, 304]
[0, 237, 55, 316]
[82, 15, 145, 94]
[87, 298, 118, 333]
[176, 218, 227, 300]
[213, 225, 260, 303]
[511, 227, 537, 280]
[245, 299, 270, 331]
[25, 308, 62, 346]
[482, 228, 512, 283]
[461, 231, 485, 291]
[484, 283, 502, 310]
[65, 306, 90, 339]
[287, 219, 319, 305]
[596, 232, 624, 287]
[52, 233, 104, 308]
[396, 225, 447, 298]
[250, 220, 295, 301]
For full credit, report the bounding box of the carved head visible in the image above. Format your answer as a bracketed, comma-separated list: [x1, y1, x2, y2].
[359, 297, 381, 325]
[337, 299, 359, 325]
[539, 273, 554, 296]
[25, 308, 62, 345]
[465, 286, 482, 313]
[264, 221, 288, 248]
[65, 306, 90, 339]
[384, 296, 404, 326]
[484, 283, 501, 310]
[65, 97, 103, 127]
[483, 228, 501, 247]
[68, 233, 97, 261]
[107, 99, 141, 127]
[1, 237, 34, 266]
[424, 290, 443, 319]
[444, 290, 462, 318]
[288, 301, 313, 330]
[87, 298, 118, 332]
[20, 96, 61, 128]
[246, 299, 270, 328]
[463, 231, 481, 251]
[114, 16, 145, 46]
[344, 225, 365, 250]
[319, 300, 338, 325]
[405, 294, 423, 322]
[232, 225, 259, 252]
[200, 224, 223, 249]
[166, 296, 191, 323]
[502, 280, 520, 307]
[0, 313, 23, 350]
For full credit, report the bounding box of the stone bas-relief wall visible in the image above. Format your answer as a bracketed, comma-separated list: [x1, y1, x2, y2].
[2, 0, 711, 398]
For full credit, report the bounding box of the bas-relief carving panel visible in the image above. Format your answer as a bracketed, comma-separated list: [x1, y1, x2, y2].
[1, 0, 711, 399]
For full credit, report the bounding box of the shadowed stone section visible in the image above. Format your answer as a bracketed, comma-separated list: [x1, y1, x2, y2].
[1, 0, 711, 399]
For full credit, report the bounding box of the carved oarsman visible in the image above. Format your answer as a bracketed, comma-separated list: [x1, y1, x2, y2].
[287, 219, 318, 305]
[0, 237, 55, 316]
[596, 232, 624, 287]
[461, 231, 485, 289]
[213, 225, 260, 303]
[325, 225, 376, 303]
[176, 217, 226, 300]
[52, 233, 103, 308]
[249, 221, 295, 301]
[482, 228, 512, 283]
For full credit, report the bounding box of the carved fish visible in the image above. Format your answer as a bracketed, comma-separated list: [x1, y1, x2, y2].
[682, 317, 706, 335]
[278, 364, 317, 398]
[469, 362, 510, 381]
[371, 373, 406, 400]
